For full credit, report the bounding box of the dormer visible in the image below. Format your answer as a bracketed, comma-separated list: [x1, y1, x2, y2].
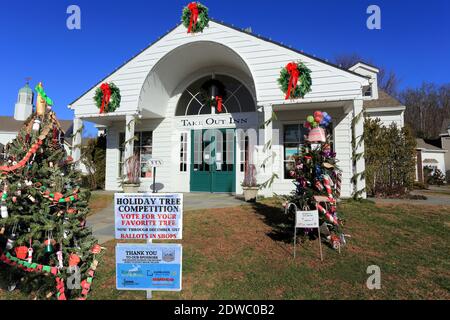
[349, 62, 379, 100]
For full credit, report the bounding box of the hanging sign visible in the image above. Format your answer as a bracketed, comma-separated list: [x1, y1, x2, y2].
[115, 193, 183, 240]
[116, 243, 182, 291]
[148, 159, 163, 167]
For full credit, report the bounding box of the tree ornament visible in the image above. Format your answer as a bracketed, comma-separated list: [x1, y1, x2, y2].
[32, 119, 41, 132]
[1, 204, 8, 218]
[182, 2, 209, 34]
[56, 250, 64, 269]
[6, 232, 17, 250]
[44, 232, 55, 253]
[69, 253, 81, 267]
[278, 61, 312, 100]
[330, 234, 341, 250]
[27, 244, 33, 263]
[94, 82, 121, 114]
[15, 246, 28, 260]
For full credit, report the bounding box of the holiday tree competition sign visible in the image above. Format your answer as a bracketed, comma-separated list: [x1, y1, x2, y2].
[115, 193, 183, 240]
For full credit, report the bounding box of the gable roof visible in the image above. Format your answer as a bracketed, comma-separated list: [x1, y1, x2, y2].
[363, 89, 403, 109]
[0, 116, 73, 135]
[70, 19, 369, 106]
[416, 138, 445, 151]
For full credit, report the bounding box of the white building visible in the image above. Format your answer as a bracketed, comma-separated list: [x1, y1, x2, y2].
[69, 20, 403, 198]
[415, 138, 447, 182]
[0, 83, 73, 157]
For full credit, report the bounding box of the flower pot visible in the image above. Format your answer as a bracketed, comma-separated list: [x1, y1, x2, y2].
[242, 187, 259, 202]
[122, 183, 140, 193]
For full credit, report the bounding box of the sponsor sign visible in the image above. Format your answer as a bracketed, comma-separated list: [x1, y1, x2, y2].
[116, 243, 182, 291]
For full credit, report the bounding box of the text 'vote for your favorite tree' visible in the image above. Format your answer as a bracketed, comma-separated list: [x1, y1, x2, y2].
[0, 83, 103, 300]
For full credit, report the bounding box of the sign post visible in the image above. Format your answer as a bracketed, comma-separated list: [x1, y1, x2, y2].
[147, 159, 163, 194]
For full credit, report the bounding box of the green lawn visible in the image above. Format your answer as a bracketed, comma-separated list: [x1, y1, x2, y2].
[1, 199, 449, 300]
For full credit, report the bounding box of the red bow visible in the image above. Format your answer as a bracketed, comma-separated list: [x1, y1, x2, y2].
[215, 96, 223, 113]
[99, 83, 111, 114]
[187, 2, 199, 33]
[285, 62, 300, 100]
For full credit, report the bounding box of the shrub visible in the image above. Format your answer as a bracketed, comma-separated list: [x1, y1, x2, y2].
[426, 168, 446, 185]
[364, 118, 417, 197]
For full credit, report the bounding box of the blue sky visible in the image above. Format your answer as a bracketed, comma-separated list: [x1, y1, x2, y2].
[1, 0, 449, 135]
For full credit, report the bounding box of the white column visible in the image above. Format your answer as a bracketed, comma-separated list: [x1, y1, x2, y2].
[124, 114, 136, 176]
[72, 117, 83, 166]
[353, 99, 367, 199]
[259, 104, 274, 196]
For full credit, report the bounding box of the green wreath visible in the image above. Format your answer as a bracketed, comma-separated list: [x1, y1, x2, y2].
[93, 82, 121, 113]
[277, 62, 312, 99]
[181, 2, 209, 33]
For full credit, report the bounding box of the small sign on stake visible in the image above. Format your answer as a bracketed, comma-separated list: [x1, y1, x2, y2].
[288, 203, 323, 261]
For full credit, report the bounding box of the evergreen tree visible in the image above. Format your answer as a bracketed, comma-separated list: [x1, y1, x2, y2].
[0, 83, 103, 300]
[283, 111, 345, 250]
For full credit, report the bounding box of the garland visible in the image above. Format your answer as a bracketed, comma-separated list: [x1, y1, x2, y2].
[181, 2, 209, 33]
[94, 82, 121, 114]
[277, 61, 312, 100]
[0, 112, 63, 173]
[0, 244, 103, 300]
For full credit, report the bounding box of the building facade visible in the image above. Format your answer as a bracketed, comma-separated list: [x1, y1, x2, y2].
[69, 20, 384, 198]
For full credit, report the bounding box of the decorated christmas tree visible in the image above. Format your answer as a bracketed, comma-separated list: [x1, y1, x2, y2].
[0, 83, 103, 300]
[283, 111, 345, 250]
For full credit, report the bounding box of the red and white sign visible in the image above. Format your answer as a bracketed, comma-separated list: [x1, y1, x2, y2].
[114, 193, 183, 240]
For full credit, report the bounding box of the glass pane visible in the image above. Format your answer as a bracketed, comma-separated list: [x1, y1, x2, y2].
[284, 125, 300, 143]
[284, 143, 299, 160]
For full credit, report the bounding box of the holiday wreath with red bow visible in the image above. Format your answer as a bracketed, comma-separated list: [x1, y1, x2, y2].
[181, 2, 209, 34]
[278, 61, 312, 100]
[94, 82, 121, 114]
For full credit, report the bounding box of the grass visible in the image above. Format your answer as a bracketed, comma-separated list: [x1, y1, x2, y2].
[88, 192, 114, 216]
[1, 198, 449, 300]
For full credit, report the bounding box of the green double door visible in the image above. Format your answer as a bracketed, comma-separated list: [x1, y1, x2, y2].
[190, 129, 236, 193]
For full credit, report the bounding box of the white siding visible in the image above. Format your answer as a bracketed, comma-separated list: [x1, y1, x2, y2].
[70, 21, 368, 116]
[365, 109, 405, 128]
[0, 132, 18, 146]
[421, 151, 447, 176]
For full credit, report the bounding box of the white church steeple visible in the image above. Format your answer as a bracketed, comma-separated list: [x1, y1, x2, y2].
[14, 82, 34, 121]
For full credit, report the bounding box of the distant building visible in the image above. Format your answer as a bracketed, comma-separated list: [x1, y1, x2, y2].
[415, 138, 447, 183]
[0, 83, 74, 158]
[439, 119, 450, 178]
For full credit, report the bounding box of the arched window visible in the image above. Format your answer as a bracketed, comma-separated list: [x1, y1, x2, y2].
[176, 75, 255, 116]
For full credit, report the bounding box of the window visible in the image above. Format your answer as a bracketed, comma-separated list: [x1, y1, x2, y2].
[283, 124, 308, 179]
[176, 75, 255, 116]
[119, 131, 153, 178]
[363, 85, 372, 97]
[239, 131, 249, 172]
[180, 133, 188, 172]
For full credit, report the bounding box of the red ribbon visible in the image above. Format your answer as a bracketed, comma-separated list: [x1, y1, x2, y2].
[285, 62, 300, 100]
[215, 96, 223, 113]
[187, 2, 199, 33]
[99, 83, 111, 114]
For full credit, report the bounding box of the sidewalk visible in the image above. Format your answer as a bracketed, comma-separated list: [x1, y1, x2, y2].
[87, 193, 248, 244]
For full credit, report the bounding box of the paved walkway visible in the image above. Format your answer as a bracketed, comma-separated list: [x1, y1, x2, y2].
[87, 193, 248, 244]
